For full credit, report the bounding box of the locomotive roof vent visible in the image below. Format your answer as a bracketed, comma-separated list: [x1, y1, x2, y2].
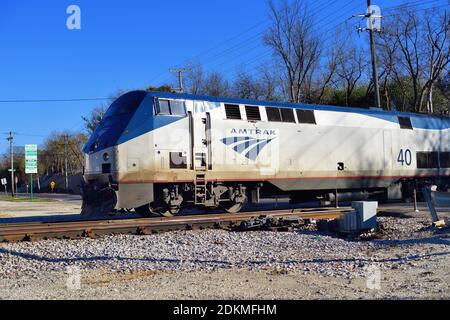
[225, 104, 242, 120]
[398, 116, 413, 130]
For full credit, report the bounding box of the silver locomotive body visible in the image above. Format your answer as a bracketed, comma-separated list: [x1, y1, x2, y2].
[82, 91, 450, 216]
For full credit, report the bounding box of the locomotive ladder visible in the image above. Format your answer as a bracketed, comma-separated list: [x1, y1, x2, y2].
[194, 152, 208, 205]
[194, 170, 207, 205]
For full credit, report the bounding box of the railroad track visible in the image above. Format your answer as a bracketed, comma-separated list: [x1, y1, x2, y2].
[0, 207, 351, 242]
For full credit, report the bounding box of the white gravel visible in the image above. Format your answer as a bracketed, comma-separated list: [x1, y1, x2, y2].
[0, 227, 443, 280]
[0, 209, 449, 299]
[0, 231, 375, 278]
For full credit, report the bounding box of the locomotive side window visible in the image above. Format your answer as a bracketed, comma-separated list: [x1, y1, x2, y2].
[266, 107, 282, 122]
[440, 152, 450, 168]
[297, 109, 317, 124]
[280, 108, 296, 123]
[155, 99, 186, 116]
[156, 99, 171, 115]
[170, 100, 186, 115]
[398, 116, 413, 130]
[245, 105, 261, 121]
[416, 152, 439, 169]
[225, 104, 242, 120]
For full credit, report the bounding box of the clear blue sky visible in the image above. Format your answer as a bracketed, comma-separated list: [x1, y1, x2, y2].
[0, 0, 447, 152]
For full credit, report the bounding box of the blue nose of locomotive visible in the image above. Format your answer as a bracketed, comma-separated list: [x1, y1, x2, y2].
[83, 90, 148, 154]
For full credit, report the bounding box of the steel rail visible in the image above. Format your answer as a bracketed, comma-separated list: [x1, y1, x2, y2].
[0, 206, 351, 228]
[0, 208, 351, 242]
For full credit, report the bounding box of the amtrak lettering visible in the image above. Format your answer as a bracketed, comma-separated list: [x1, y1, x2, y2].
[230, 128, 276, 136]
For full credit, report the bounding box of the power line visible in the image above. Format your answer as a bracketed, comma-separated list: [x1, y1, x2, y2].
[0, 0, 445, 103]
[0, 97, 109, 103]
[195, 0, 447, 83]
[383, 2, 448, 17]
[200, 0, 339, 68]
[15, 132, 49, 137]
[383, 0, 445, 12]
[158, 0, 340, 85]
[218, 1, 361, 80]
[160, 0, 358, 85]
[146, 16, 271, 85]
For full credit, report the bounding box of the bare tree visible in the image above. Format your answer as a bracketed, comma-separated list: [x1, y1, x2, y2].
[422, 10, 449, 113]
[202, 71, 230, 97]
[232, 69, 265, 100]
[378, 28, 400, 110]
[312, 30, 343, 105]
[82, 105, 106, 135]
[386, 7, 449, 113]
[38, 131, 87, 176]
[335, 45, 367, 106]
[184, 63, 204, 95]
[264, 0, 321, 103]
[257, 64, 280, 101]
[82, 90, 124, 134]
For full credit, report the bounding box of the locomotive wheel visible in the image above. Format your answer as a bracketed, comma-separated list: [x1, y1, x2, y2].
[222, 202, 243, 214]
[153, 209, 177, 218]
[134, 204, 180, 217]
[81, 188, 117, 217]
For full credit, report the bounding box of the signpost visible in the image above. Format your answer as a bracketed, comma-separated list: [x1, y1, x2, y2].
[1, 178, 6, 195]
[25, 144, 38, 201]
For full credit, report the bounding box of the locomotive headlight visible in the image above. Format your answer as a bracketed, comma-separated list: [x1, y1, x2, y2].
[103, 152, 110, 162]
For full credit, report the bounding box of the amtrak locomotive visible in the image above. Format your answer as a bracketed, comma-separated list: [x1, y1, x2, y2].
[81, 90, 450, 216]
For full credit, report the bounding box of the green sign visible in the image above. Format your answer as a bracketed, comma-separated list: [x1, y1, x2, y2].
[25, 144, 38, 174]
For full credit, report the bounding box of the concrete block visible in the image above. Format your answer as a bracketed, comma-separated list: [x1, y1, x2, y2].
[339, 210, 357, 233]
[352, 201, 378, 230]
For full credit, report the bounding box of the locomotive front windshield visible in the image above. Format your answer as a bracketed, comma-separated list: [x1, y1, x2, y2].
[84, 91, 147, 153]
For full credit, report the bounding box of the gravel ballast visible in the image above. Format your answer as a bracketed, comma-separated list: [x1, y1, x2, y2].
[0, 211, 449, 299]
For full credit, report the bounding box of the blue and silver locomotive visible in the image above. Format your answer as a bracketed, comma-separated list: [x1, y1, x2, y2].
[81, 90, 450, 216]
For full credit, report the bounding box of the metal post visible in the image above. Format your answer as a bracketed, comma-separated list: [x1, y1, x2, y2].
[7, 132, 14, 197]
[30, 173, 33, 201]
[413, 188, 419, 212]
[367, 0, 381, 108]
[422, 186, 439, 223]
[178, 72, 184, 93]
[335, 189, 339, 208]
[64, 134, 69, 191]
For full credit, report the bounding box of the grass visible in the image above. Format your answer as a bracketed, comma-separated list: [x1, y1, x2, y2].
[0, 196, 57, 202]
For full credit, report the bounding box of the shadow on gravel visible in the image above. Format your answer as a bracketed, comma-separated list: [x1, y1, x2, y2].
[377, 211, 415, 219]
[0, 237, 449, 267]
[375, 235, 450, 247]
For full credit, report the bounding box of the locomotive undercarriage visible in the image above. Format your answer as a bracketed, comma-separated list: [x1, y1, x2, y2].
[398, 177, 450, 202]
[135, 182, 248, 217]
[80, 179, 119, 216]
[81, 176, 450, 217]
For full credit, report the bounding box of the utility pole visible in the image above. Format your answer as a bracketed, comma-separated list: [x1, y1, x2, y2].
[169, 68, 191, 93]
[6, 132, 14, 197]
[64, 134, 69, 190]
[354, 1, 382, 109]
[367, 0, 381, 109]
